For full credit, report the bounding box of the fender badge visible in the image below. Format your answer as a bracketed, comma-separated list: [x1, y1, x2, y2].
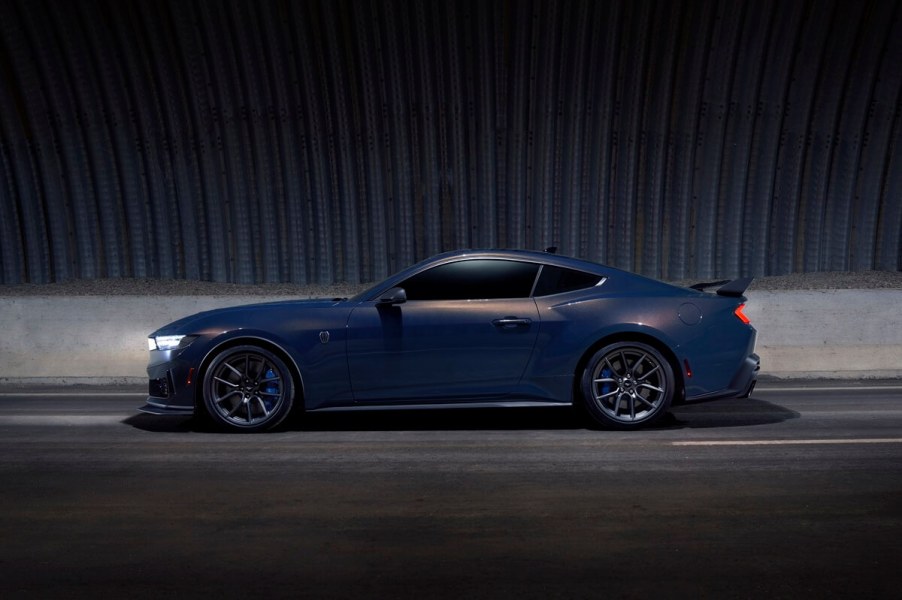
[319, 331, 330, 344]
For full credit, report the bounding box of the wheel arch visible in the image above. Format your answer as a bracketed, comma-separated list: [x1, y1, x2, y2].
[194, 335, 305, 412]
[571, 331, 685, 407]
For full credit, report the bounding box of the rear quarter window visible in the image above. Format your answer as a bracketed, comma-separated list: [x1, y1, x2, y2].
[533, 265, 602, 296]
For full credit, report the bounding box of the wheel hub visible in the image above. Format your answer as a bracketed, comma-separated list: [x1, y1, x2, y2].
[618, 376, 637, 396]
[237, 377, 263, 403]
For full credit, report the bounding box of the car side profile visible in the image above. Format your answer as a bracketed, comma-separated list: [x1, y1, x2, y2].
[141, 249, 759, 432]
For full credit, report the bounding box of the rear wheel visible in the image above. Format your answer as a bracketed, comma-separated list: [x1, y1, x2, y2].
[581, 342, 674, 429]
[202, 345, 294, 432]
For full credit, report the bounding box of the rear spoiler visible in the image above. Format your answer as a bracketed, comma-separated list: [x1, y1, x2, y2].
[689, 277, 754, 297]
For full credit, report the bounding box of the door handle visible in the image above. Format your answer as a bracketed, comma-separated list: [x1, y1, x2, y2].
[492, 317, 532, 328]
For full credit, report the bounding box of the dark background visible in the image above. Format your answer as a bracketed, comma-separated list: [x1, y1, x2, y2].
[0, 0, 900, 285]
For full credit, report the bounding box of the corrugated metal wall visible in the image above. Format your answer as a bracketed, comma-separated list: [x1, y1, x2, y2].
[0, 0, 900, 284]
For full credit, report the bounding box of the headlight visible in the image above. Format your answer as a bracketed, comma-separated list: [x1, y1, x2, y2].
[148, 335, 197, 351]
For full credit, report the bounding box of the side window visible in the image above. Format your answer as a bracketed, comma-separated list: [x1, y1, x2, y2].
[400, 260, 540, 300]
[533, 265, 602, 296]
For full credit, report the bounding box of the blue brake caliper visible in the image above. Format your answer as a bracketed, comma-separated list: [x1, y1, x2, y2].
[600, 367, 612, 400]
[263, 367, 279, 411]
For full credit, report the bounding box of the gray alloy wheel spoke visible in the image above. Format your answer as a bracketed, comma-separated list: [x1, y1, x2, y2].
[634, 394, 655, 409]
[597, 389, 619, 401]
[252, 361, 263, 384]
[637, 363, 659, 381]
[254, 397, 270, 417]
[227, 399, 245, 417]
[639, 383, 664, 394]
[217, 389, 242, 403]
[217, 356, 256, 422]
[223, 362, 243, 378]
[630, 352, 648, 376]
[594, 377, 617, 384]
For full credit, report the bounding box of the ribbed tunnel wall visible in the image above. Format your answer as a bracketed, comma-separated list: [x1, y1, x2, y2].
[0, 0, 900, 284]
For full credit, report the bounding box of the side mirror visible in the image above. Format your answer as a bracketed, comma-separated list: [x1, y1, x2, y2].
[378, 287, 407, 305]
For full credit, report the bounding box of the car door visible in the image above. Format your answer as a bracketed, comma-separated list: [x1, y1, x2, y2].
[346, 259, 541, 403]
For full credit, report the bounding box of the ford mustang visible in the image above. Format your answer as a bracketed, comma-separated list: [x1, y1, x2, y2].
[141, 249, 759, 431]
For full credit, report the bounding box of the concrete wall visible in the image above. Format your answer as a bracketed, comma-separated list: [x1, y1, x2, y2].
[0, 296, 297, 384]
[1, 290, 900, 384]
[744, 290, 902, 379]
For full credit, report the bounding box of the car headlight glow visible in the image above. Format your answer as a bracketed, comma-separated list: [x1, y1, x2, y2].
[148, 335, 196, 351]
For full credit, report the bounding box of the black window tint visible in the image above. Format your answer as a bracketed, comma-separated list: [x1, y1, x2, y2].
[401, 260, 540, 300]
[533, 265, 602, 296]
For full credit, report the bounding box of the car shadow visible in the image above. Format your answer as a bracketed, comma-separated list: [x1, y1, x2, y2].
[123, 395, 798, 433]
[123, 413, 200, 433]
[123, 407, 586, 433]
[294, 407, 585, 431]
[663, 396, 800, 429]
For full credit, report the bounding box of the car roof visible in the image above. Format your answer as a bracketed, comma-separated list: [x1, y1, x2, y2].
[423, 248, 609, 274]
[351, 248, 688, 302]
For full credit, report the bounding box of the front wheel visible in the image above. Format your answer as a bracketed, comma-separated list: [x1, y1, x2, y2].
[202, 345, 295, 432]
[580, 342, 674, 429]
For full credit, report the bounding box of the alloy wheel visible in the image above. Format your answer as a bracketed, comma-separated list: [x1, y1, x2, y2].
[583, 342, 673, 428]
[204, 346, 293, 431]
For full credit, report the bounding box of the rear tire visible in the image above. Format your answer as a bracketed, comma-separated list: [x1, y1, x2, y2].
[580, 342, 674, 429]
[202, 345, 295, 432]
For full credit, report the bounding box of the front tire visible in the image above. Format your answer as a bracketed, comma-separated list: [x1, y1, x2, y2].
[202, 345, 295, 432]
[580, 342, 674, 429]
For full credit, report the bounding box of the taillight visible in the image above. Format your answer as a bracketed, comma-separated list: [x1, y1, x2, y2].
[734, 303, 750, 324]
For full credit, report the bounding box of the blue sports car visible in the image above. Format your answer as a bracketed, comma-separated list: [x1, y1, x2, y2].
[141, 249, 759, 432]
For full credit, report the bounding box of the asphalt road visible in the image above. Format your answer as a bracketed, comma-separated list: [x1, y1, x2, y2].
[1, 382, 901, 599]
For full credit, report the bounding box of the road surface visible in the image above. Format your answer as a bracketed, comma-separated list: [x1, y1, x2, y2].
[1, 382, 900, 598]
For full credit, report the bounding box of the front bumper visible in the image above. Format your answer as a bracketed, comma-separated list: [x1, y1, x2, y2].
[141, 349, 197, 416]
[139, 399, 195, 416]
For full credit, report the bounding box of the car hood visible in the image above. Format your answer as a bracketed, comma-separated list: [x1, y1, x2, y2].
[150, 298, 348, 336]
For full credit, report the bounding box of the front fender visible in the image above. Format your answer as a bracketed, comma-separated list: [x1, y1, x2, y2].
[195, 326, 353, 410]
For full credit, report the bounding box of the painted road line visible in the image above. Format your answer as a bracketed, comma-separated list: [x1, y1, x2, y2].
[673, 438, 902, 446]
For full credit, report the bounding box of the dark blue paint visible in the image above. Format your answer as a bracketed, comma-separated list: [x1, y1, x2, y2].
[143, 250, 758, 420]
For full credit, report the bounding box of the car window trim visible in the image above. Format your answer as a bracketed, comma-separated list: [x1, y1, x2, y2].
[528, 264, 544, 297]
